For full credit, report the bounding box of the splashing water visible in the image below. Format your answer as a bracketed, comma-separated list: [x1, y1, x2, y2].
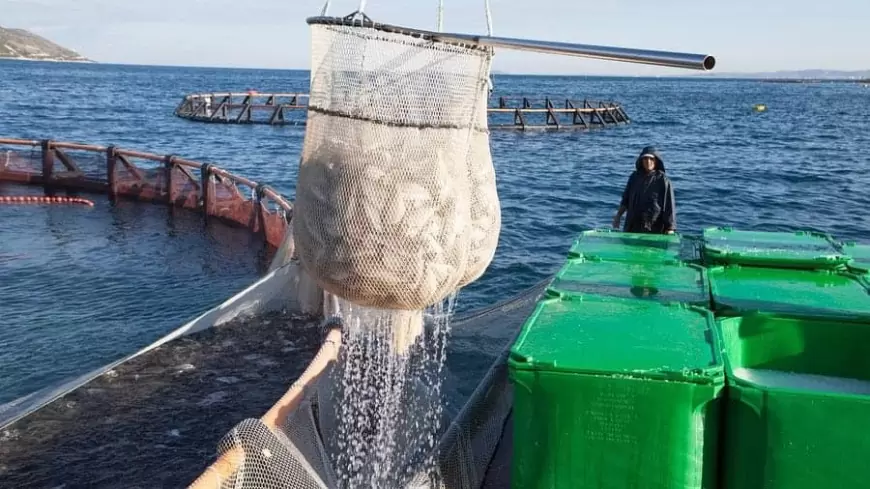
[328, 294, 457, 488]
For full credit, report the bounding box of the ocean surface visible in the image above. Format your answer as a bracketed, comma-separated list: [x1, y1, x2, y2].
[1, 60, 869, 405]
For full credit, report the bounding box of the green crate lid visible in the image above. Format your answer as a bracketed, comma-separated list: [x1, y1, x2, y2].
[702, 227, 849, 269]
[509, 297, 722, 383]
[568, 230, 683, 264]
[709, 266, 870, 320]
[549, 258, 709, 307]
[842, 242, 870, 275]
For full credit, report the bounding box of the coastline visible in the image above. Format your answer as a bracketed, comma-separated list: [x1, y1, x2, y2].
[0, 56, 95, 64]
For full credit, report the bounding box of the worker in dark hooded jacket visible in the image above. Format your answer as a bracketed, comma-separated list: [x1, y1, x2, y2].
[612, 146, 677, 234]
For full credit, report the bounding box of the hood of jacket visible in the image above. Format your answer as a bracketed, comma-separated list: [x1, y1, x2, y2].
[635, 146, 666, 173]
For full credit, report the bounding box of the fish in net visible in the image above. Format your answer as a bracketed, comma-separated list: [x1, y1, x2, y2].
[292, 19, 498, 315]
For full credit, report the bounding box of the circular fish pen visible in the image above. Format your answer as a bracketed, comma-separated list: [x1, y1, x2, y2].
[174, 92, 631, 131]
[0, 136, 297, 403]
[0, 137, 292, 249]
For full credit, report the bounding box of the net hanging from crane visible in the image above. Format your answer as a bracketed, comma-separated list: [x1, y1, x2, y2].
[292, 18, 498, 312]
[193, 10, 505, 489]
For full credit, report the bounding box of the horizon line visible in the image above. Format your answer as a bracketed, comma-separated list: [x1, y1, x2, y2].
[2, 57, 868, 78]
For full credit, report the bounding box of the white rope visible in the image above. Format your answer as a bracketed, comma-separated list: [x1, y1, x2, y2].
[484, 0, 495, 93]
[320, 0, 330, 16]
[436, 0, 445, 32]
[484, 0, 493, 36]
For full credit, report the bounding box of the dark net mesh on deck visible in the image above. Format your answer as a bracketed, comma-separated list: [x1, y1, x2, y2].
[202, 280, 546, 489]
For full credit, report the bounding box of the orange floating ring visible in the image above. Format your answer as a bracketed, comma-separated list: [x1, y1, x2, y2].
[0, 195, 95, 206]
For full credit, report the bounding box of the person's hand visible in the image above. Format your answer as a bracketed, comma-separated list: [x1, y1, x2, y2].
[665, 229, 675, 235]
[611, 216, 621, 230]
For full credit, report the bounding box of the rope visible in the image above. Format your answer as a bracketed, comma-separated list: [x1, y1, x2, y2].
[435, 0, 491, 35]
[0, 196, 95, 207]
[484, 0, 495, 93]
[320, 0, 331, 15]
[484, 0, 493, 36]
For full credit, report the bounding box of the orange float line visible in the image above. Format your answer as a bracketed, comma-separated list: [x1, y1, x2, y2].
[0, 195, 95, 207]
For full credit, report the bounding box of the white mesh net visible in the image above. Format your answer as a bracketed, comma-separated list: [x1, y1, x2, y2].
[458, 86, 500, 288]
[292, 22, 497, 311]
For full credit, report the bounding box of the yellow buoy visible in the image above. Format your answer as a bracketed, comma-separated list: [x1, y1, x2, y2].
[753, 104, 767, 112]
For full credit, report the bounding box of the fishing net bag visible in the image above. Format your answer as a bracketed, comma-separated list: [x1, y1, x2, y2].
[293, 17, 498, 311]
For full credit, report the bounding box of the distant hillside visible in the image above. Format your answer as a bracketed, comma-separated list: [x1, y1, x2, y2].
[0, 26, 91, 62]
[694, 69, 870, 80]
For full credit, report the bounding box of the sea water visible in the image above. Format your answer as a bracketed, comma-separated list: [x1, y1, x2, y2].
[2, 60, 870, 420]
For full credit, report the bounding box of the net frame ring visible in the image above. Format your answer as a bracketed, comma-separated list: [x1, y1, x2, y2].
[305, 13, 494, 55]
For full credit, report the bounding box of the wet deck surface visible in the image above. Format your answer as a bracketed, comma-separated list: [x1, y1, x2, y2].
[0, 311, 324, 489]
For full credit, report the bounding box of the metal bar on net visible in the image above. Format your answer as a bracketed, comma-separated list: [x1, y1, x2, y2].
[306, 16, 715, 71]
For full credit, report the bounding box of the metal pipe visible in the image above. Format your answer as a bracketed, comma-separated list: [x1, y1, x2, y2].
[438, 34, 715, 71]
[306, 16, 715, 71]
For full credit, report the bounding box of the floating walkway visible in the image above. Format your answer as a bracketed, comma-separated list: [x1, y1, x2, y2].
[0, 137, 292, 248]
[174, 92, 630, 131]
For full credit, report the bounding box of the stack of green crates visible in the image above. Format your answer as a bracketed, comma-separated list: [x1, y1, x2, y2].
[508, 231, 724, 488]
[703, 227, 870, 489]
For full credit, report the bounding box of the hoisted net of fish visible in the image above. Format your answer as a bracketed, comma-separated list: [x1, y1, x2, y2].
[194, 17, 504, 489]
[292, 20, 498, 315]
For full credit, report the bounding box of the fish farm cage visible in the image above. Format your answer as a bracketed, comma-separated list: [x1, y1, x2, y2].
[0, 137, 292, 250]
[174, 92, 631, 131]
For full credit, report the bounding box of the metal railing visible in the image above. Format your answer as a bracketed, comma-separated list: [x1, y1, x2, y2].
[174, 92, 631, 131]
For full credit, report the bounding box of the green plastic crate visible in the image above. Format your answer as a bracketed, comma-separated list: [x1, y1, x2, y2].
[719, 314, 870, 489]
[549, 258, 710, 307]
[702, 227, 850, 270]
[568, 229, 684, 264]
[508, 297, 724, 489]
[709, 266, 870, 320]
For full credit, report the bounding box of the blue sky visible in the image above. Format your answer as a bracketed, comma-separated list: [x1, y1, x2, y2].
[2, 0, 867, 75]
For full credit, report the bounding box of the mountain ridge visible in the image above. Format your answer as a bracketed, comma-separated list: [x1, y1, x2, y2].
[0, 26, 92, 62]
[691, 69, 870, 80]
